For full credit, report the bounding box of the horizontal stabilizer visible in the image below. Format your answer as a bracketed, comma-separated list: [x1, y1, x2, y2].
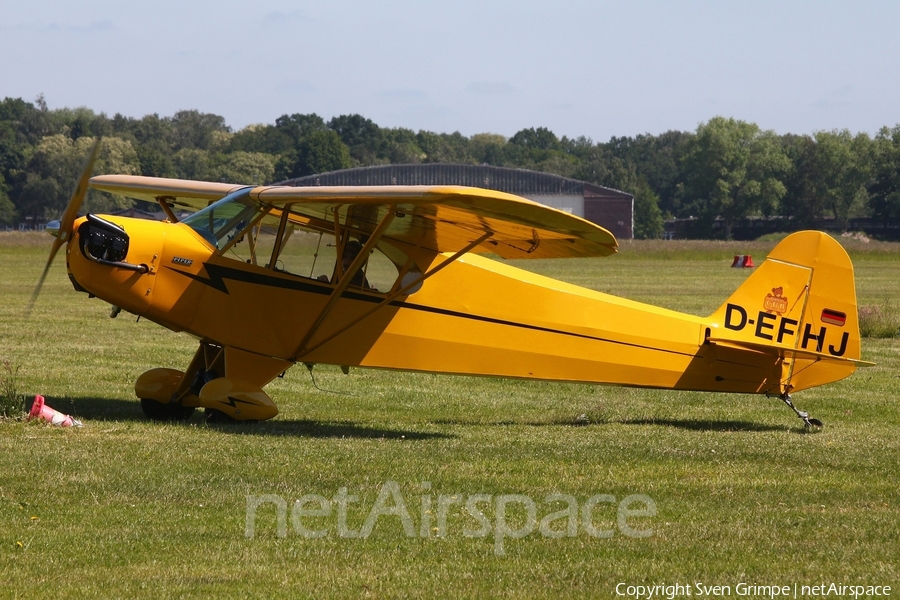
[707, 337, 876, 367]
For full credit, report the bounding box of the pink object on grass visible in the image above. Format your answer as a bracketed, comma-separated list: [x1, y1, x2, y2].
[28, 395, 83, 427]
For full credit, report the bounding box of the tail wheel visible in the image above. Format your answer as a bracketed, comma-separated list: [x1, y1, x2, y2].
[140, 398, 195, 421]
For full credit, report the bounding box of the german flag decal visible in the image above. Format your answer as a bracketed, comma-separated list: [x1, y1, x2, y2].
[821, 309, 847, 327]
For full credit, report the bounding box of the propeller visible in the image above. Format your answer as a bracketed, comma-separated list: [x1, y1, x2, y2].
[26, 138, 102, 315]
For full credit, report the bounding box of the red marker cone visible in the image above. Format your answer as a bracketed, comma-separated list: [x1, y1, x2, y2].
[28, 395, 83, 427]
[731, 255, 754, 268]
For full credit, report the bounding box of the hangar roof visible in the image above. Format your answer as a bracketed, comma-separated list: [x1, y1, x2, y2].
[280, 163, 632, 200]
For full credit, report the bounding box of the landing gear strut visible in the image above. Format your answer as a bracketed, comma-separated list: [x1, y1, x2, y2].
[776, 392, 823, 429]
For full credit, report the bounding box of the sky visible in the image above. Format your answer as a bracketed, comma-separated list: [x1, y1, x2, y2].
[2, 0, 899, 142]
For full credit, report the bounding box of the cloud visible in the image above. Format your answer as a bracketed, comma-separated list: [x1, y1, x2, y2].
[262, 10, 308, 29]
[809, 99, 853, 110]
[465, 82, 516, 96]
[67, 20, 113, 33]
[379, 89, 428, 100]
[0, 19, 114, 34]
[829, 84, 856, 96]
[277, 79, 316, 94]
[809, 85, 857, 110]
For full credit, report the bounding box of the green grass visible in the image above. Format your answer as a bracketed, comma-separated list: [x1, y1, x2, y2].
[1, 232, 898, 598]
[859, 299, 900, 339]
[0, 359, 26, 417]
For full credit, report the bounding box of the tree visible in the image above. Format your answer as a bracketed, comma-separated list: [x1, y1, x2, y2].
[632, 179, 664, 239]
[210, 151, 276, 185]
[574, 145, 663, 239]
[85, 136, 142, 212]
[0, 96, 53, 145]
[606, 130, 693, 218]
[128, 113, 172, 147]
[17, 173, 60, 223]
[275, 113, 327, 146]
[532, 154, 579, 178]
[779, 134, 823, 229]
[135, 145, 176, 178]
[469, 133, 506, 165]
[868, 125, 900, 228]
[504, 127, 562, 168]
[573, 145, 632, 189]
[509, 127, 560, 151]
[267, 113, 339, 180]
[168, 110, 230, 151]
[51, 106, 111, 140]
[559, 135, 594, 162]
[18, 134, 83, 220]
[813, 130, 873, 230]
[299, 130, 351, 176]
[679, 117, 789, 238]
[328, 114, 384, 165]
[273, 150, 299, 183]
[172, 148, 211, 181]
[230, 123, 293, 155]
[0, 120, 28, 198]
[415, 131, 472, 164]
[383, 127, 425, 163]
[0, 178, 16, 226]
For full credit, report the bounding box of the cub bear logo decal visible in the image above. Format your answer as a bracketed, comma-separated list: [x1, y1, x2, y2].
[764, 287, 788, 315]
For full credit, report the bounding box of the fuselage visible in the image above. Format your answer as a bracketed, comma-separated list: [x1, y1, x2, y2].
[66, 212, 802, 397]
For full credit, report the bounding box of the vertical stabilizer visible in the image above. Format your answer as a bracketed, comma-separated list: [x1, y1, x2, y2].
[707, 231, 861, 393]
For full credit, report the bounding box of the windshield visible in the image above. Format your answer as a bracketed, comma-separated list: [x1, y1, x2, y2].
[181, 188, 261, 250]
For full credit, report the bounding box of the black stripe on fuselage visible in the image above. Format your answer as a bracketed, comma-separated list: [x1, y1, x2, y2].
[167, 262, 696, 358]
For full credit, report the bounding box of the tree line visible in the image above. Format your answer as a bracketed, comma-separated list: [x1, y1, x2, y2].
[2, 95, 899, 239]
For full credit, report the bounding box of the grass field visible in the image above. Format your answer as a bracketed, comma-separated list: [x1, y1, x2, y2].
[1, 232, 898, 599]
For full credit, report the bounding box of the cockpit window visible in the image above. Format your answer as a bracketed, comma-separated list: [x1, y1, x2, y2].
[181, 189, 260, 250]
[183, 196, 419, 295]
[258, 220, 400, 293]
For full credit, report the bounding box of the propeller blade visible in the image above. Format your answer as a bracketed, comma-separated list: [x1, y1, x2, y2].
[58, 137, 102, 244]
[26, 138, 102, 315]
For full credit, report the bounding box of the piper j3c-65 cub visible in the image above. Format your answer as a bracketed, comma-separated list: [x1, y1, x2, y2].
[30, 141, 871, 427]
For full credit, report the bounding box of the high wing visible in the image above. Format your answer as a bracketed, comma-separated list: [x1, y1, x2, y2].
[90, 175, 618, 259]
[90, 175, 247, 213]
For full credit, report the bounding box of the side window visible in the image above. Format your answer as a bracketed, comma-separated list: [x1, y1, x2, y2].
[222, 224, 260, 265]
[363, 245, 400, 292]
[273, 230, 401, 293]
[213, 203, 409, 295]
[273, 227, 337, 282]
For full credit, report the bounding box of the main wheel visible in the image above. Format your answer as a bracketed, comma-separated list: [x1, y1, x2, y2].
[140, 398, 195, 421]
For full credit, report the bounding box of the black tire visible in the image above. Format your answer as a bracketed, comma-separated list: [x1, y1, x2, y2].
[140, 398, 195, 421]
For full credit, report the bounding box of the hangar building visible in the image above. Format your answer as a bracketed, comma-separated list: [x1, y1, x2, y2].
[281, 164, 634, 240]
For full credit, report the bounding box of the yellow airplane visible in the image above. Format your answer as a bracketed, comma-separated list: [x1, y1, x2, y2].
[30, 141, 870, 427]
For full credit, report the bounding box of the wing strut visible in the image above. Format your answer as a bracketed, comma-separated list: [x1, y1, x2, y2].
[156, 196, 180, 222]
[293, 230, 494, 362]
[290, 207, 396, 360]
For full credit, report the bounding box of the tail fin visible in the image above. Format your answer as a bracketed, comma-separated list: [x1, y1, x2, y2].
[708, 231, 865, 393]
